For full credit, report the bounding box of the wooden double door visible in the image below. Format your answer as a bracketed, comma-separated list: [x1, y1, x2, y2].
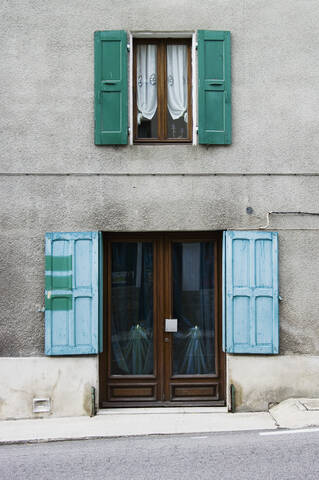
[99, 232, 225, 407]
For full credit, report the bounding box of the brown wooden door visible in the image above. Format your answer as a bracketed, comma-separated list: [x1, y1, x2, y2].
[99, 232, 225, 407]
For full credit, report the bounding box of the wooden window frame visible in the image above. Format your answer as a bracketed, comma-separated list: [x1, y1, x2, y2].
[133, 38, 192, 144]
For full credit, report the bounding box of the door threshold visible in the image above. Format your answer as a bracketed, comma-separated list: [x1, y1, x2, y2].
[97, 406, 228, 415]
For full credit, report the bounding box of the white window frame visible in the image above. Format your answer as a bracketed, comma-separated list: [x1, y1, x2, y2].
[128, 31, 198, 146]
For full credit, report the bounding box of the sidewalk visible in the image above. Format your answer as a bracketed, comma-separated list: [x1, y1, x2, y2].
[1, 399, 319, 445]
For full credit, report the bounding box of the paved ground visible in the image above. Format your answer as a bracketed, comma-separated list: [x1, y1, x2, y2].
[0, 409, 276, 444]
[1, 428, 319, 480]
[2, 398, 319, 447]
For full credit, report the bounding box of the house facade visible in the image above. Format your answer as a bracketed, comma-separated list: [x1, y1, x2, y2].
[1, 0, 319, 419]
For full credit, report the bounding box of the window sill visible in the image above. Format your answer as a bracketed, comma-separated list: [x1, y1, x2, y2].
[133, 139, 193, 145]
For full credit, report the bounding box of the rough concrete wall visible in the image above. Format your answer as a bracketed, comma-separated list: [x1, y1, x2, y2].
[0, 357, 98, 419]
[1, 175, 319, 356]
[1, 0, 319, 359]
[1, 0, 319, 173]
[228, 355, 319, 412]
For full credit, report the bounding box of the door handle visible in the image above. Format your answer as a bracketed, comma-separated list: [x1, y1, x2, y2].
[165, 318, 178, 332]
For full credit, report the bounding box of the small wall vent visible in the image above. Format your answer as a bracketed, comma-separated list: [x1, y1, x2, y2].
[33, 398, 51, 413]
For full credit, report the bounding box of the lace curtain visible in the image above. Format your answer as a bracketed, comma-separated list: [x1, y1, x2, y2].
[137, 44, 188, 124]
[136, 45, 157, 125]
[167, 45, 188, 122]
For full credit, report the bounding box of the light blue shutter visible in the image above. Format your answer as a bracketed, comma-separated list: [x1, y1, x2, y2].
[223, 231, 279, 354]
[45, 232, 101, 355]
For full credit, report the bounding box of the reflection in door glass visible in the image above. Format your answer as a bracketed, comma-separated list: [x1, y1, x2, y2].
[172, 242, 215, 375]
[111, 242, 153, 375]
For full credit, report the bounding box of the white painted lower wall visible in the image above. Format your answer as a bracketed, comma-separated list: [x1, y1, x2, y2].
[1, 355, 319, 419]
[0, 357, 98, 420]
[227, 354, 319, 412]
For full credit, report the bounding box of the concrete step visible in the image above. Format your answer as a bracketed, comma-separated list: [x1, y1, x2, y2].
[270, 398, 319, 429]
[97, 406, 228, 415]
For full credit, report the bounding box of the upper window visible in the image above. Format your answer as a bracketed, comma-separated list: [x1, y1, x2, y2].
[94, 30, 231, 146]
[133, 39, 192, 143]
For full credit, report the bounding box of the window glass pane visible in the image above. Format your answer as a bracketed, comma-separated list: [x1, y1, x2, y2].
[172, 242, 215, 375]
[111, 242, 154, 375]
[136, 45, 158, 138]
[167, 45, 188, 139]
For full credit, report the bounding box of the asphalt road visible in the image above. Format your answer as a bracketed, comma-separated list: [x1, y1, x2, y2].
[1, 429, 319, 480]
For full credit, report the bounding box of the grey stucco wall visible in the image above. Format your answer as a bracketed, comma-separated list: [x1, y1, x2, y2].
[1, 175, 319, 355]
[1, 0, 319, 357]
[1, 0, 319, 174]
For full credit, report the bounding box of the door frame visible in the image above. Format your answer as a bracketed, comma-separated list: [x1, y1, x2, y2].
[99, 231, 225, 408]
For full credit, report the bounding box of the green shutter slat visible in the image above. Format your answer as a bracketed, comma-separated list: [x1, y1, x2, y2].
[223, 231, 279, 354]
[94, 30, 128, 145]
[45, 232, 102, 355]
[198, 30, 231, 145]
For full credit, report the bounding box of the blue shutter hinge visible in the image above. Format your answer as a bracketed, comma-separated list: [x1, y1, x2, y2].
[127, 44, 130, 52]
[279, 295, 283, 301]
[195, 42, 198, 50]
[196, 126, 199, 134]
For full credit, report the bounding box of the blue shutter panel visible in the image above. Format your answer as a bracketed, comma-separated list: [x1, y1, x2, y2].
[198, 30, 231, 145]
[94, 30, 128, 145]
[223, 231, 279, 354]
[45, 232, 101, 355]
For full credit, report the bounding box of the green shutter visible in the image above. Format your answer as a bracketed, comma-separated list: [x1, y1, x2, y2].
[94, 30, 128, 145]
[198, 30, 231, 145]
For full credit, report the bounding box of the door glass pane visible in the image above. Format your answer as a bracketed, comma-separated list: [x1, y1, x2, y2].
[136, 44, 158, 138]
[111, 242, 154, 375]
[166, 45, 188, 139]
[172, 242, 215, 375]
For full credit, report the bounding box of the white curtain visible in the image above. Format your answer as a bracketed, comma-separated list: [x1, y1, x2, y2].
[167, 45, 188, 122]
[137, 45, 157, 125]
